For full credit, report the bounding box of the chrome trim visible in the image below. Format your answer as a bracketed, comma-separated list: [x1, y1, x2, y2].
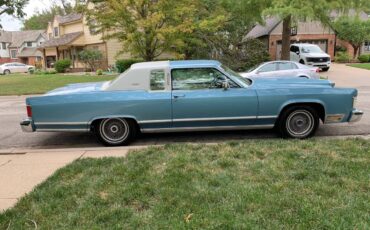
[257, 115, 278, 119]
[325, 114, 345, 124]
[349, 109, 363, 123]
[20, 118, 35, 133]
[138, 119, 172, 124]
[140, 124, 274, 133]
[36, 128, 89, 132]
[34, 122, 88, 125]
[173, 116, 256, 122]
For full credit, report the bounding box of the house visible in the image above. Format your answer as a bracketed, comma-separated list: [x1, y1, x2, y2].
[40, 13, 127, 70]
[244, 11, 370, 60]
[0, 30, 46, 65]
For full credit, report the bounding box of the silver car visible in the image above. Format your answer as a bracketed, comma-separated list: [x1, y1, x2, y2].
[240, 61, 320, 79]
[0, 62, 35, 75]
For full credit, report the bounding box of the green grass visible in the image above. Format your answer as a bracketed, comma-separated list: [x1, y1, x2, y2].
[0, 74, 116, 96]
[347, 63, 370, 70]
[1, 139, 369, 229]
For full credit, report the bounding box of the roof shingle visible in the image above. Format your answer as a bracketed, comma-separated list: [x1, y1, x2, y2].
[40, 32, 83, 47]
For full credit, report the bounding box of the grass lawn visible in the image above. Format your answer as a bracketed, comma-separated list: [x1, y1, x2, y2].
[0, 74, 116, 96]
[0, 139, 369, 229]
[347, 63, 370, 70]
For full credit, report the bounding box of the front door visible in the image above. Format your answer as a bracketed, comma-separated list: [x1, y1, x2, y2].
[171, 68, 258, 129]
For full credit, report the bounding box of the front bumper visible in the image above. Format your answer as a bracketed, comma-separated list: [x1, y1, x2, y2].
[349, 109, 363, 123]
[20, 118, 35, 132]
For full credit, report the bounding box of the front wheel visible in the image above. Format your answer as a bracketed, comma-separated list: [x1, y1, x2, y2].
[4, 69, 10, 75]
[277, 106, 319, 139]
[96, 118, 137, 146]
[321, 67, 329, 72]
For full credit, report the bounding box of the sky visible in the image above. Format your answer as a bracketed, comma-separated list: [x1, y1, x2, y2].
[0, 0, 64, 31]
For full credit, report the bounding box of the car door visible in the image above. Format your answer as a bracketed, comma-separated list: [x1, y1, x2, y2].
[12, 63, 22, 73]
[255, 63, 278, 78]
[276, 62, 298, 78]
[290, 45, 299, 62]
[171, 67, 258, 129]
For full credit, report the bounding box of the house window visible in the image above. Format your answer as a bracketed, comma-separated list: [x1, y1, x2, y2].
[88, 19, 99, 35]
[364, 41, 370, 51]
[1, 42, 6, 50]
[54, 27, 59, 37]
[11, 50, 17, 59]
[27, 42, 32, 47]
[290, 26, 297, 36]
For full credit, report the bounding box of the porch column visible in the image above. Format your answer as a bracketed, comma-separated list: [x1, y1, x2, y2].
[43, 49, 47, 69]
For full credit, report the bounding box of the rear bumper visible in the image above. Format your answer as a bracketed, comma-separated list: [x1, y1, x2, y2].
[20, 118, 35, 132]
[349, 109, 363, 123]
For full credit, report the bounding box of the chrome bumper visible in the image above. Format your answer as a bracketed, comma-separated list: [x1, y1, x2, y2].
[20, 118, 35, 132]
[349, 109, 363, 123]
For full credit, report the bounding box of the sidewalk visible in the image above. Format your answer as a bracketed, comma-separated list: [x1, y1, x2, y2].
[0, 146, 148, 212]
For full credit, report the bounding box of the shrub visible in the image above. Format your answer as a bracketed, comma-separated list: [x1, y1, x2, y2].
[335, 45, 347, 52]
[116, 59, 141, 73]
[78, 49, 103, 72]
[358, 54, 370, 63]
[335, 51, 350, 63]
[96, 69, 103, 75]
[28, 68, 35, 74]
[54, 59, 71, 73]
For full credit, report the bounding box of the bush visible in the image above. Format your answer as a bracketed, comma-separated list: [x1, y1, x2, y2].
[116, 59, 141, 73]
[54, 59, 71, 73]
[335, 45, 347, 53]
[96, 69, 103, 75]
[358, 54, 370, 63]
[335, 51, 350, 63]
[78, 49, 103, 71]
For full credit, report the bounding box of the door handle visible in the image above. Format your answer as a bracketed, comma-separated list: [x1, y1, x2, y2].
[173, 94, 185, 99]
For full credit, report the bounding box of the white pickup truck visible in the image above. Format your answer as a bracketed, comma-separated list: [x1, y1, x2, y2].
[290, 44, 331, 72]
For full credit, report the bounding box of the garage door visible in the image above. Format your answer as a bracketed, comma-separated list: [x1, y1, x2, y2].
[276, 39, 328, 60]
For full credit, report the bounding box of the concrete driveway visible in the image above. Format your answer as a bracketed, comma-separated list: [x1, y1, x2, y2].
[0, 63, 369, 150]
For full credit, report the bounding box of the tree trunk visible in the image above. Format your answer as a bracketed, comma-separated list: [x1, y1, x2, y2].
[353, 45, 360, 59]
[281, 15, 291, 60]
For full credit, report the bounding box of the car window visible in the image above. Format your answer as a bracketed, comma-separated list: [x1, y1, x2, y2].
[258, 63, 277, 73]
[279, 62, 297, 70]
[150, 70, 166, 91]
[172, 68, 238, 90]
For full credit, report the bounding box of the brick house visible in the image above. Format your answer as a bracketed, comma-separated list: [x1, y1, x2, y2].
[40, 13, 128, 70]
[244, 11, 370, 60]
[0, 30, 46, 65]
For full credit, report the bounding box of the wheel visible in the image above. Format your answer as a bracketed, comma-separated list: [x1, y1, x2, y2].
[4, 69, 10, 75]
[277, 106, 319, 139]
[96, 118, 137, 146]
[321, 67, 329, 72]
[299, 60, 305, 65]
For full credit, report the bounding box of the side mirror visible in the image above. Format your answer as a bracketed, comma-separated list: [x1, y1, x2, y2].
[222, 81, 230, 90]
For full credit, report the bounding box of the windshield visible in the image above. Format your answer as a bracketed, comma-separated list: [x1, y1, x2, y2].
[221, 65, 252, 86]
[301, 45, 323, 53]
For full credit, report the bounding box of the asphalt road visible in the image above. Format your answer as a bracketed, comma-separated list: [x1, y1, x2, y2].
[0, 63, 369, 149]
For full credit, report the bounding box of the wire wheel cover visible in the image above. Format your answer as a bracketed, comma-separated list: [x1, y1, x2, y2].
[100, 118, 129, 144]
[286, 110, 314, 137]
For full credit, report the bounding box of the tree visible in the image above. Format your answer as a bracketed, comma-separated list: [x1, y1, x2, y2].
[0, 0, 28, 28]
[333, 17, 370, 58]
[78, 49, 103, 71]
[86, 0, 226, 61]
[263, 0, 370, 60]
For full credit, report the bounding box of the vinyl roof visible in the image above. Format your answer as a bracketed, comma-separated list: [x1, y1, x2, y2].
[130, 60, 222, 69]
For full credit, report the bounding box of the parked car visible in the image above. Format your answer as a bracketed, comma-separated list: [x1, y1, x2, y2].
[290, 44, 331, 71]
[0, 62, 35, 75]
[20, 60, 363, 146]
[240, 61, 320, 79]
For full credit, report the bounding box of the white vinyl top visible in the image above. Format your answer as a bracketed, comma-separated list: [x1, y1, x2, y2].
[130, 61, 170, 70]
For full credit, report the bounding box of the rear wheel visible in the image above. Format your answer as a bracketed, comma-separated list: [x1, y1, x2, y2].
[299, 60, 305, 65]
[4, 69, 10, 75]
[96, 118, 137, 146]
[277, 106, 319, 139]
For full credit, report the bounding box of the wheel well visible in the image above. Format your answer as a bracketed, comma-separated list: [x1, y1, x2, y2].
[299, 59, 305, 64]
[298, 75, 309, 79]
[90, 117, 140, 132]
[278, 103, 326, 122]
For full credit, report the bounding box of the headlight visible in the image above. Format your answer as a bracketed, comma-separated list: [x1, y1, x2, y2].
[353, 97, 358, 108]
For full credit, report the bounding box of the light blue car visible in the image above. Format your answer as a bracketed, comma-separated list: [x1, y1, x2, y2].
[20, 60, 363, 146]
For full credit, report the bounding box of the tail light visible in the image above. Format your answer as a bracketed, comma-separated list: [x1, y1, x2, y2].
[316, 68, 320, 73]
[26, 105, 32, 117]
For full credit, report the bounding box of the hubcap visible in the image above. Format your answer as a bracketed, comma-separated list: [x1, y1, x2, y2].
[286, 110, 314, 137]
[100, 118, 129, 144]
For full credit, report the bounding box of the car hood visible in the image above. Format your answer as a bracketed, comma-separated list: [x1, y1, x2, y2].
[303, 52, 330, 58]
[250, 78, 334, 89]
[45, 81, 110, 96]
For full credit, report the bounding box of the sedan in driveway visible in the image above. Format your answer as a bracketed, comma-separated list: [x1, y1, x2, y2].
[0, 62, 35, 75]
[240, 61, 320, 79]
